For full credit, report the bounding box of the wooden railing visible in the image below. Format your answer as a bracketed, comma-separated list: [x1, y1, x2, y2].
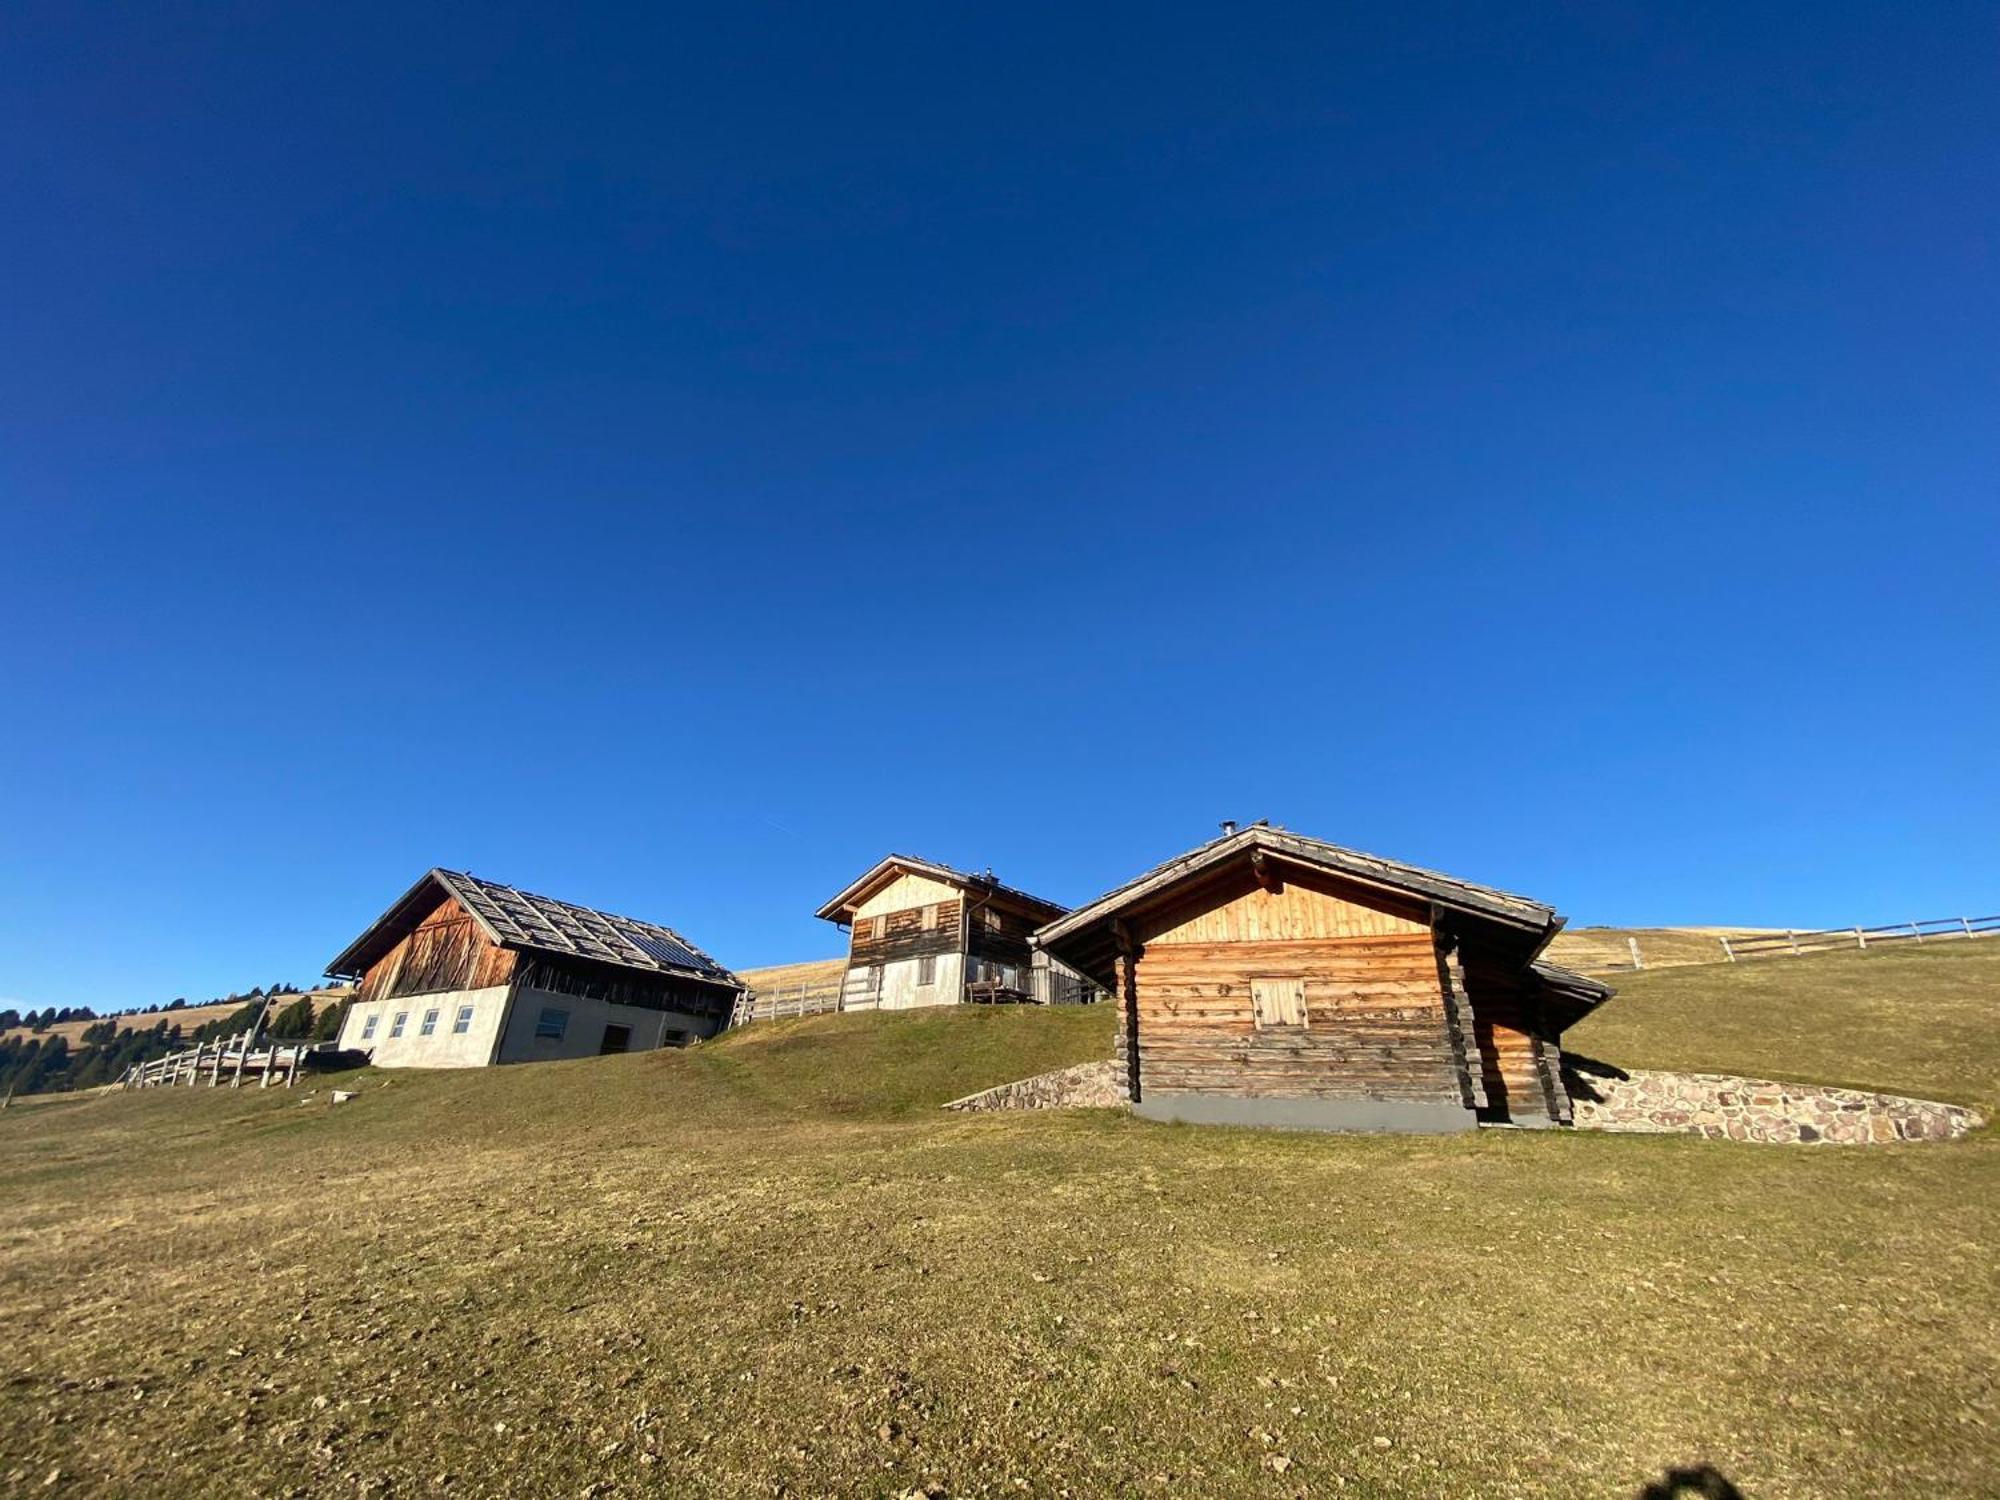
[122, 1033, 319, 1090]
[730, 981, 849, 1027]
[1716, 915, 1999, 963]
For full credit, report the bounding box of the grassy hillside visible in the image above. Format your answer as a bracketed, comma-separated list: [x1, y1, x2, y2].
[736, 957, 848, 992]
[1544, 924, 1777, 971]
[1, 950, 1995, 1497]
[0, 988, 352, 1049]
[1570, 941, 2000, 1110]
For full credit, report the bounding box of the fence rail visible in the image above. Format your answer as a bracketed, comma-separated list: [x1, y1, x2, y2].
[731, 981, 849, 1026]
[1716, 915, 1999, 963]
[122, 1032, 320, 1090]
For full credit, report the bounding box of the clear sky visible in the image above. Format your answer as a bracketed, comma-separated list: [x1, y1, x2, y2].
[2, 3, 1995, 1011]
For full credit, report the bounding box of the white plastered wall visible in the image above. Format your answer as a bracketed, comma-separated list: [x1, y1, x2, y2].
[338, 985, 510, 1069]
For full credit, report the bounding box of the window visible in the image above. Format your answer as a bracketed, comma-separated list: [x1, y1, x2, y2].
[1249, 977, 1308, 1030]
[921, 903, 939, 931]
[599, 1023, 632, 1055]
[452, 1005, 474, 1035]
[419, 1008, 440, 1036]
[535, 1006, 569, 1040]
[983, 907, 1001, 931]
[871, 915, 886, 940]
[917, 954, 937, 986]
[389, 1012, 408, 1039]
[360, 1014, 379, 1041]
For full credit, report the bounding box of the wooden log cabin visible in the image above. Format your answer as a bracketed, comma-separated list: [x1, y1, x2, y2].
[1032, 823, 1613, 1132]
[327, 870, 744, 1068]
[816, 855, 1095, 1010]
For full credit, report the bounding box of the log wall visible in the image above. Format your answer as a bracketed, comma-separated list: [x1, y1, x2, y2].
[1132, 933, 1461, 1101]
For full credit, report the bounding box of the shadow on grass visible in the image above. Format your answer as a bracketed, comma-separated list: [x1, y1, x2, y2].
[1637, 1464, 1745, 1499]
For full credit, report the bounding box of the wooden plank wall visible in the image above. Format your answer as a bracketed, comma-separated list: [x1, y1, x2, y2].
[358, 895, 516, 1005]
[849, 898, 965, 968]
[1131, 933, 1461, 1100]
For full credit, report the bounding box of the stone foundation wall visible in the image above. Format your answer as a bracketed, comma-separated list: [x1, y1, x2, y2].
[943, 1060, 1129, 1113]
[1570, 1069, 1981, 1144]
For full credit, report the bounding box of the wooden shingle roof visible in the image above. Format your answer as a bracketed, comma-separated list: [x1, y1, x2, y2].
[326, 869, 741, 989]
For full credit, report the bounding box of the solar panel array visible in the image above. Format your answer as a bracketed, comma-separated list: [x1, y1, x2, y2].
[437, 870, 735, 983]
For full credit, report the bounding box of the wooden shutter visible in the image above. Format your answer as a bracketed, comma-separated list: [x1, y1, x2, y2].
[1250, 977, 1306, 1029]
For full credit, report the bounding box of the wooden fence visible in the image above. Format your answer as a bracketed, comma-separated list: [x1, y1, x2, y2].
[122, 1033, 319, 1090]
[1713, 915, 1999, 964]
[731, 981, 850, 1026]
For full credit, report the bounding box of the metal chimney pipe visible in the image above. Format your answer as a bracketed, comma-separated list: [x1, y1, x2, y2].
[1219, 820, 1238, 836]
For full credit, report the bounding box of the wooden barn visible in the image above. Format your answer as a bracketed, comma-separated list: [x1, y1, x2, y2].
[816, 855, 1097, 1010]
[327, 870, 744, 1068]
[1032, 823, 1613, 1132]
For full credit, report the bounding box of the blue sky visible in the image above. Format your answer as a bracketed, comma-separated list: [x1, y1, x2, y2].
[2, 3, 1995, 1011]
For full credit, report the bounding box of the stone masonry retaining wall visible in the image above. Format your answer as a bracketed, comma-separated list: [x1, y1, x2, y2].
[1570, 1069, 1981, 1144]
[943, 1060, 1129, 1113]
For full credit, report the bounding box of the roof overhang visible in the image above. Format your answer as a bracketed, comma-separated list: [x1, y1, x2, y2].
[326, 869, 480, 981]
[1530, 961, 1617, 1035]
[1033, 826, 1563, 982]
[815, 854, 1067, 926]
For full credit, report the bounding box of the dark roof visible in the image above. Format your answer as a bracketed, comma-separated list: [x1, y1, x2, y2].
[1530, 960, 1617, 1034]
[1035, 823, 1559, 953]
[326, 869, 742, 989]
[815, 853, 1068, 925]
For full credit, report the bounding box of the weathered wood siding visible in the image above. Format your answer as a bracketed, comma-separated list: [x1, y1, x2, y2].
[1460, 953, 1563, 1121]
[1132, 934, 1459, 1099]
[1122, 869, 1460, 1102]
[853, 873, 962, 921]
[849, 897, 965, 968]
[357, 894, 516, 1005]
[1139, 878, 1429, 945]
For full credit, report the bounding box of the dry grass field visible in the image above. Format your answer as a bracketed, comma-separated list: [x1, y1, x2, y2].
[1, 944, 1994, 1497]
[0, 989, 352, 1049]
[737, 957, 849, 992]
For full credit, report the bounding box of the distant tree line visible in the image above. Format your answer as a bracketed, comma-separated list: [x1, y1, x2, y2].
[0, 985, 350, 1099]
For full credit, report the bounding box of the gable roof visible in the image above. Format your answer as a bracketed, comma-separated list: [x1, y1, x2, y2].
[815, 853, 1068, 925]
[1034, 824, 1561, 957]
[326, 869, 742, 989]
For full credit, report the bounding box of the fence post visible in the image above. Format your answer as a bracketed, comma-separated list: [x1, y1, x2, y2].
[1627, 936, 1644, 971]
[1786, 930, 1800, 955]
[1719, 935, 1735, 962]
[1962, 917, 1975, 938]
[1855, 927, 1866, 950]
[1910, 922, 1923, 943]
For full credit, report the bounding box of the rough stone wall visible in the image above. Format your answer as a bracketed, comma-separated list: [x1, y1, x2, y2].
[942, 1060, 1128, 1113]
[1570, 1068, 1981, 1144]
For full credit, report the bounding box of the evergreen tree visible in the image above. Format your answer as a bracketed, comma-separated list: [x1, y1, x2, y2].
[267, 995, 317, 1040]
[312, 997, 350, 1041]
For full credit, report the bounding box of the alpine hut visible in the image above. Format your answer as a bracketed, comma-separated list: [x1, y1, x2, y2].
[815, 855, 1096, 1010]
[328, 870, 744, 1068]
[1031, 823, 1612, 1132]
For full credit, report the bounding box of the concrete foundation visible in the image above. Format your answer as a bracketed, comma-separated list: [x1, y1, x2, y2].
[1134, 1092, 1477, 1134]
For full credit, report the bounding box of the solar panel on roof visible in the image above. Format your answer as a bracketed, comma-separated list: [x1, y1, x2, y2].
[628, 930, 706, 971]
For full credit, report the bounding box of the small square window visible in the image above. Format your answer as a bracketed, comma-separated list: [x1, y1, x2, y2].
[452, 1005, 474, 1035]
[389, 1012, 408, 1038]
[535, 1007, 569, 1040]
[983, 908, 1001, 931]
[599, 1023, 632, 1055]
[419, 1008, 440, 1036]
[1250, 977, 1307, 1030]
[360, 1014, 378, 1041]
[921, 904, 939, 931]
[917, 954, 937, 985]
